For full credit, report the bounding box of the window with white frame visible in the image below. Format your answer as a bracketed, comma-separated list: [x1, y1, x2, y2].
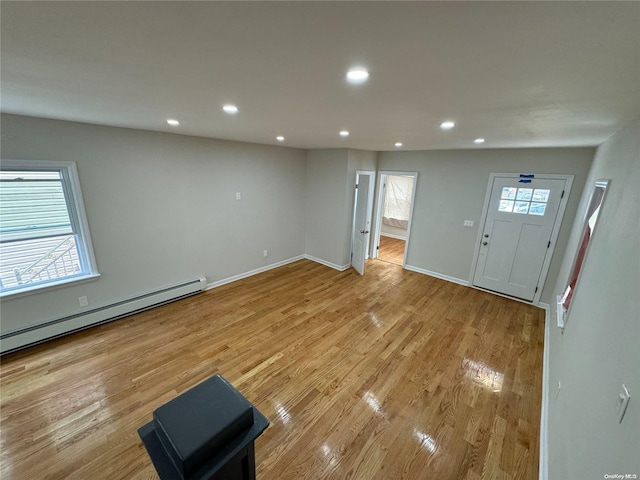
[498, 187, 551, 216]
[0, 160, 98, 296]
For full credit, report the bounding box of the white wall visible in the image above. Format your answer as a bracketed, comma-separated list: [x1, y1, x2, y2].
[0, 114, 306, 334]
[304, 149, 377, 269]
[304, 149, 350, 269]
[546, 118, 639, 479]
[377, 148, 594, 303]
[380, 223, 407, 240]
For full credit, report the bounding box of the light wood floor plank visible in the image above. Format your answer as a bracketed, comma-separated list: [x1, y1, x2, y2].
[0, 259, 544, 479]
[377, 236, 405, 266]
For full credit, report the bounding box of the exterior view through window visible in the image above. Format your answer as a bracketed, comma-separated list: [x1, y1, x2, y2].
[0, 160, 98, 296]
[498, 187, 550, 216]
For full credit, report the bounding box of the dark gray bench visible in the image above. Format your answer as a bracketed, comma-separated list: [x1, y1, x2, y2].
[138, 374, 269, 480]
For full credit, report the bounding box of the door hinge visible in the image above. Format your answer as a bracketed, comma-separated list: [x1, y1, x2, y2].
[561, 190, 565, 199]
[547, 241, 551, 248]
[355, 184, 358, 189]
[376, 245, 379, 250]
[383, 183, 386, 189]
[535, 286, 538, 293]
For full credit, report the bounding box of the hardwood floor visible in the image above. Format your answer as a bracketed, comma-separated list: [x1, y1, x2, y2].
[377, 236, 405, 266]
[0, 259, 544, 480]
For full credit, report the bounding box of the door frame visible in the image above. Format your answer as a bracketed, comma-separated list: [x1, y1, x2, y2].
[371, 171, 418, 267]
[350, 171, 376, 272]
[469, 173, 574, 305]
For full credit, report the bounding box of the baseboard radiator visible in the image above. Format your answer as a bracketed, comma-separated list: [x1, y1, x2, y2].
[0, 277, 207, 355]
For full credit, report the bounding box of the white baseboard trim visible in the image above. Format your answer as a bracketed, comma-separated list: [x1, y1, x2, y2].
[206, 255, 305, 290]
[303, 254, 350, 272]
[539, 301, 551, 480]
[403, 264, 469, 286]
[380, 232, 407, 241]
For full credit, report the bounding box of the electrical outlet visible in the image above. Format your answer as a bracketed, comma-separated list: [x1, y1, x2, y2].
[463, 220, 474, 227]
[78, 296, 89, 307]
[263, 250, 268, 257]
[236, 192, 242, 200]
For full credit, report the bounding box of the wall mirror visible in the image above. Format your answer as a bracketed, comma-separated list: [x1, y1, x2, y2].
[557, 179, 610, 328]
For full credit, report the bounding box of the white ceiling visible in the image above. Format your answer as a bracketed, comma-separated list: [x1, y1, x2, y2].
[1, 1, 639, 151]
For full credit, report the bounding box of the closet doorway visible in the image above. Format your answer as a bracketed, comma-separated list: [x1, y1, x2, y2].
[372, 172, 417, 267]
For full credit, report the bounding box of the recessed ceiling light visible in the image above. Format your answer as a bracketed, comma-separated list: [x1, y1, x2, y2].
[223, 104, 239, 114]
[166, 119, 180, 126]
[440, 121, 455, 130]
[346, 68, 370, 84]
[339, 130, 350, 137]
[394, 142, 403, 147]
[474, 138, 486, 144]
[276, 136, 285, 142]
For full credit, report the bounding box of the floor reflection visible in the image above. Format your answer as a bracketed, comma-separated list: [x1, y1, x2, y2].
[362, 390, 384, 417]
[462, 358, 504, 392]
[275, 402, 292, 426]
[321, 442, 339, 470]
[368, 312, 383, 328]
[413, 428, 437, 453]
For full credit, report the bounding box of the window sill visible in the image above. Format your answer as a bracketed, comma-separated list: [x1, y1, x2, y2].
[0, 273, 101, 300]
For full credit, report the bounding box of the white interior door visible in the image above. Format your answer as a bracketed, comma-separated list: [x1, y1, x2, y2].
[372, 171, 417, 265]
[473, 175, 568, 301]
[351, 173, 372, 275]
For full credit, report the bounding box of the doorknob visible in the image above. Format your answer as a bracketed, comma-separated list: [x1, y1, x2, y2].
[482, 241, 488, 246]
[484, 234, 489, 238]
[360, 230, 370, 234]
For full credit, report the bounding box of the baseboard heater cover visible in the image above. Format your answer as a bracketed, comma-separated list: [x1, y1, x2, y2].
[0, 276, 207, 355]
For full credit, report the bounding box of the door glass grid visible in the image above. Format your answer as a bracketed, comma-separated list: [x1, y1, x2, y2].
[499, 187, 550, 215]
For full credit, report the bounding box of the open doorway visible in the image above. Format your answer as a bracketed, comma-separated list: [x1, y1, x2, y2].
[373, 172, 417, 267]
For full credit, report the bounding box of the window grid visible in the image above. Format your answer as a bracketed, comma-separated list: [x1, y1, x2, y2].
[0, 160, 97, 296]
[498, 187, 550, 216]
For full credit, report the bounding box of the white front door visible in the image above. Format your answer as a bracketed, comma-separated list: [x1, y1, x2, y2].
[351, 173, 372, 275]
[473, 175, 569, 301]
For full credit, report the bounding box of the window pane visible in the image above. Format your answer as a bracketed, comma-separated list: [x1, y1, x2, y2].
[1, 160, 98, 297]
[0, 171, 61, 181]
[501, 187, 517, 200]
[529, 202, 547, 216]
[516, 188, 532, 201]
[514, 201, 530, 214]
[499, 200, 514, 212]
[0, 176, 73, 242]
[533, 189, 550, 202]
[0, 234, 81, 291]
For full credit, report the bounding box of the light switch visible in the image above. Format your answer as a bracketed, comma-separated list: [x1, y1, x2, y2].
[236, 192, 242, 200]
[463, 220, 474, 227]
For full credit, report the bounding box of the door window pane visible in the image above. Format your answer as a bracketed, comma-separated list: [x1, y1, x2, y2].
[533, 189, 550, 202]
[499, 200, 514, 212]
[529, 202, 547, 216]
[516, 188, 532, 201]
[501, 187, 517, 200]
[514, 201, 530, 214]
